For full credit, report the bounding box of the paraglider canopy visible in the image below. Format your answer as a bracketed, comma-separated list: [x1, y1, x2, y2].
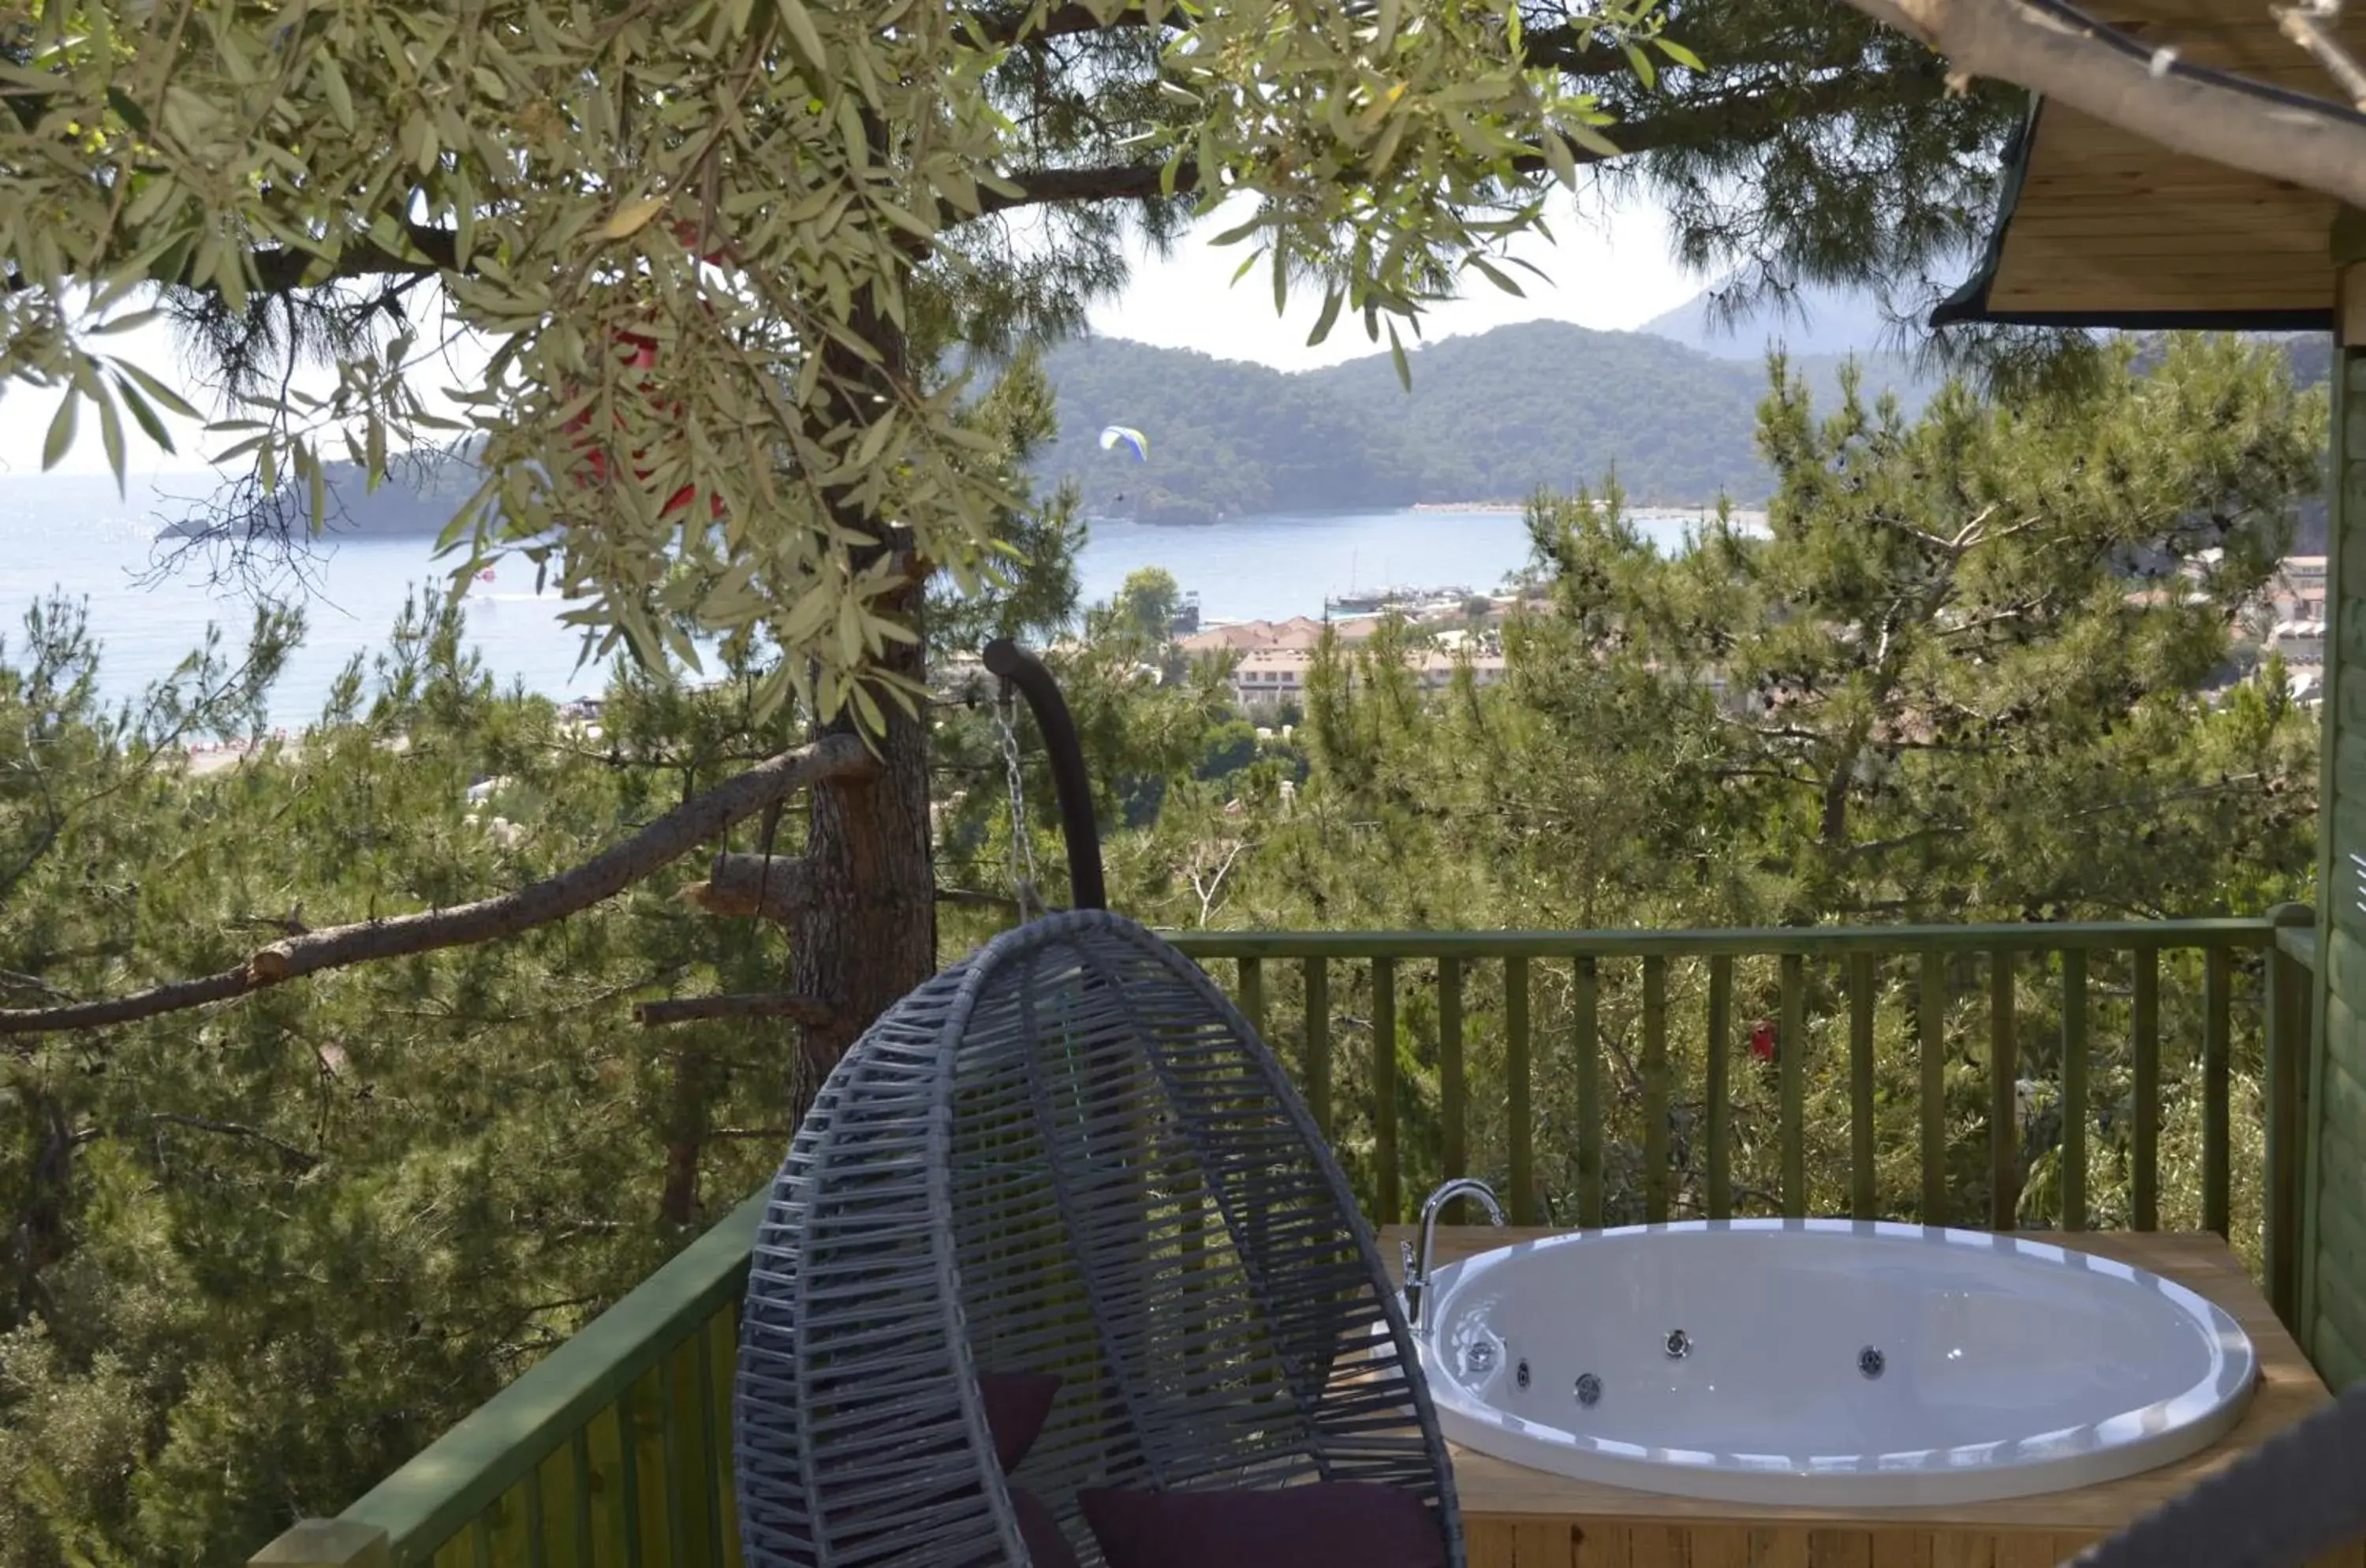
[1098, 424, 1148, 461]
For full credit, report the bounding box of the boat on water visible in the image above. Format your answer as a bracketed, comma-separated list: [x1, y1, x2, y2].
[1327, 587, 1401, 614]
[1325, 584, 1476, 616]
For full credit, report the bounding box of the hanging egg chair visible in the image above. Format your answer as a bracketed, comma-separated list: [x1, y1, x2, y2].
[733, 640, 1462, 1568]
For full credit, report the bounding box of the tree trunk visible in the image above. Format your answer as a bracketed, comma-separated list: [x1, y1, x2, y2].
[789, 598, 936, 1107]
[659, 1042, 710, 1228]
[5, 1086, 73, 1322]
[786, 259, 937, 1107]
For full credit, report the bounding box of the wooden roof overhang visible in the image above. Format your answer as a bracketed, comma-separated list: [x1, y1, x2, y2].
[1933, 1, 2366, 330]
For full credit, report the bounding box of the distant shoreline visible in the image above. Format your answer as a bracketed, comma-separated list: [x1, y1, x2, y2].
[1409, 500, 1748, 517]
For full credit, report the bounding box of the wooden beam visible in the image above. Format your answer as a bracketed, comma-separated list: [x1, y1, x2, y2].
[2337, 207, 2366, 345]
[248, 1521, 391, 1568]
[1842, 0, 2366, 213]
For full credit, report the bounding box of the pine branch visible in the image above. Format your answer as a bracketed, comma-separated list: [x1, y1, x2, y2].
[1841, 0, 2366, 211]
[147, 1113, 322, 1171]
[979, 160, 1196, 216]
[973, 84, 1790, 219]
[633, 992, 842, 1029]
[935, 887, 1024, 912]
[0, 969, 74, 1001]
[0, 737, 874, 1040]
[2, 221, 458, 297]
[967, 2, 1176, 46]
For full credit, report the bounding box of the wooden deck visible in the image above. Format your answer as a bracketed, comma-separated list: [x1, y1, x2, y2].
[1381, 1227, 2357, 1568]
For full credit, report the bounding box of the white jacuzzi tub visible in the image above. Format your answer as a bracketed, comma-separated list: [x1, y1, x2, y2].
[1413, 1219, 2258, 1506]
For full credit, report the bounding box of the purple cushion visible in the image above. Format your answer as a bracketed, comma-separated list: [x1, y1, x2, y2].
[1077, 1482, 1449, 1568]
[1010, 1484, 1083, 1568]
[977, 1370, 1062, 1473]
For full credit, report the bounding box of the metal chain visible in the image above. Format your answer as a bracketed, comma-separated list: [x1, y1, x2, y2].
[994, 680, 1043, 921]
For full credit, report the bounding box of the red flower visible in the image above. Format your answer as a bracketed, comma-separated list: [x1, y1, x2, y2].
[560, 327, 715, 518]
[1748, 1018, 1778, 1062]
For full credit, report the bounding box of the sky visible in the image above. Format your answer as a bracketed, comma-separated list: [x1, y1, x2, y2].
[1084, 190, 1696, 372]
[1, 189, 1698, 480]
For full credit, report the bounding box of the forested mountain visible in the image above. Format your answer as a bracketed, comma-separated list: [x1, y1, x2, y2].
[153, 320, 1933, 538]
[1032, 322, 1938, 524]
[162, 316, 2331, 543]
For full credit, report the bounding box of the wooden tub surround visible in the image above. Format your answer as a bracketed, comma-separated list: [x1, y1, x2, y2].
[1385, 1226, 2360, 1568]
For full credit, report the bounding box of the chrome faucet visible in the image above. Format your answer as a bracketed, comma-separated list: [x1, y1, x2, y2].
[1401, 1178, 1507, 1337]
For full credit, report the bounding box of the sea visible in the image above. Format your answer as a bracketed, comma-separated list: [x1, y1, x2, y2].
[0, 472, 1749, 728]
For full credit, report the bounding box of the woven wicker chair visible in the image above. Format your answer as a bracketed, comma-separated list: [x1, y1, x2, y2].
[733, 645, 1461, 1568]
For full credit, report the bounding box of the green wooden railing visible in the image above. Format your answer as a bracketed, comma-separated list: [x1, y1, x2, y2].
[1169, 914, 2316, 1286]
[252, 1192, 763, 1568]
[249, 913, 2317, 1568]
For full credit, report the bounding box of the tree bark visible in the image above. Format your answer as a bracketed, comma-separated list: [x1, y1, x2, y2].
[786, 226, 938, 1106]
[659, 1046, 711, 1228]
[5, 1087, 75, 1321]
[790, 587, 935, 1103]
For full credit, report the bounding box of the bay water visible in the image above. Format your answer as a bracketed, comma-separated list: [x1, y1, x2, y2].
[0, 473, 1732, 727]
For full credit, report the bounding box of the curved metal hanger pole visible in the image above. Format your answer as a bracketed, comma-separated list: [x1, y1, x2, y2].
[2073, 1376, 2366, 1568]
[981, 639, 1107, 913]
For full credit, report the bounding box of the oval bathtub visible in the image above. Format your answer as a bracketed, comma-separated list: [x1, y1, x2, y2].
[1414, 1219, 2257, 1506]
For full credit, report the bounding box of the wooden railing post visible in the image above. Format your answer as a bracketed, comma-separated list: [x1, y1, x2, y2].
[2266, 902, 2317, 1332]
[1302, 957, 1331, 1140]
[1778, 954, 1808, 1215]
[1641, 956, 1670, 1223]
[1848, 953, 1878, 1221]
[2133, 945, 2162, 1230]
[1237, 957, 1264, 1039]
[1505, 956, 1536, 1225]
[1575, 955, 1603, 1227]
[248, 1521, 392, 1568]
[1439, 958, 1466, 1182]
[1990, 950, 2020, 1230]
[2204, 943, 2233, 1238]
[1705, 955, 1733, 1221]
[2061, 948, 2089, 1231]
[1917, 952, 1946, 1225]
[1371, 956, 1399, 1226]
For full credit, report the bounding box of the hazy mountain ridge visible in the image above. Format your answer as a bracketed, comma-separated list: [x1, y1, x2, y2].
[1640, 280, 1909, 361]
[159, 440, 486, 540]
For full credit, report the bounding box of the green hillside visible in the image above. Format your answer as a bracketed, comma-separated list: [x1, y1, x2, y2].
[1034, 321, 1936, 525]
